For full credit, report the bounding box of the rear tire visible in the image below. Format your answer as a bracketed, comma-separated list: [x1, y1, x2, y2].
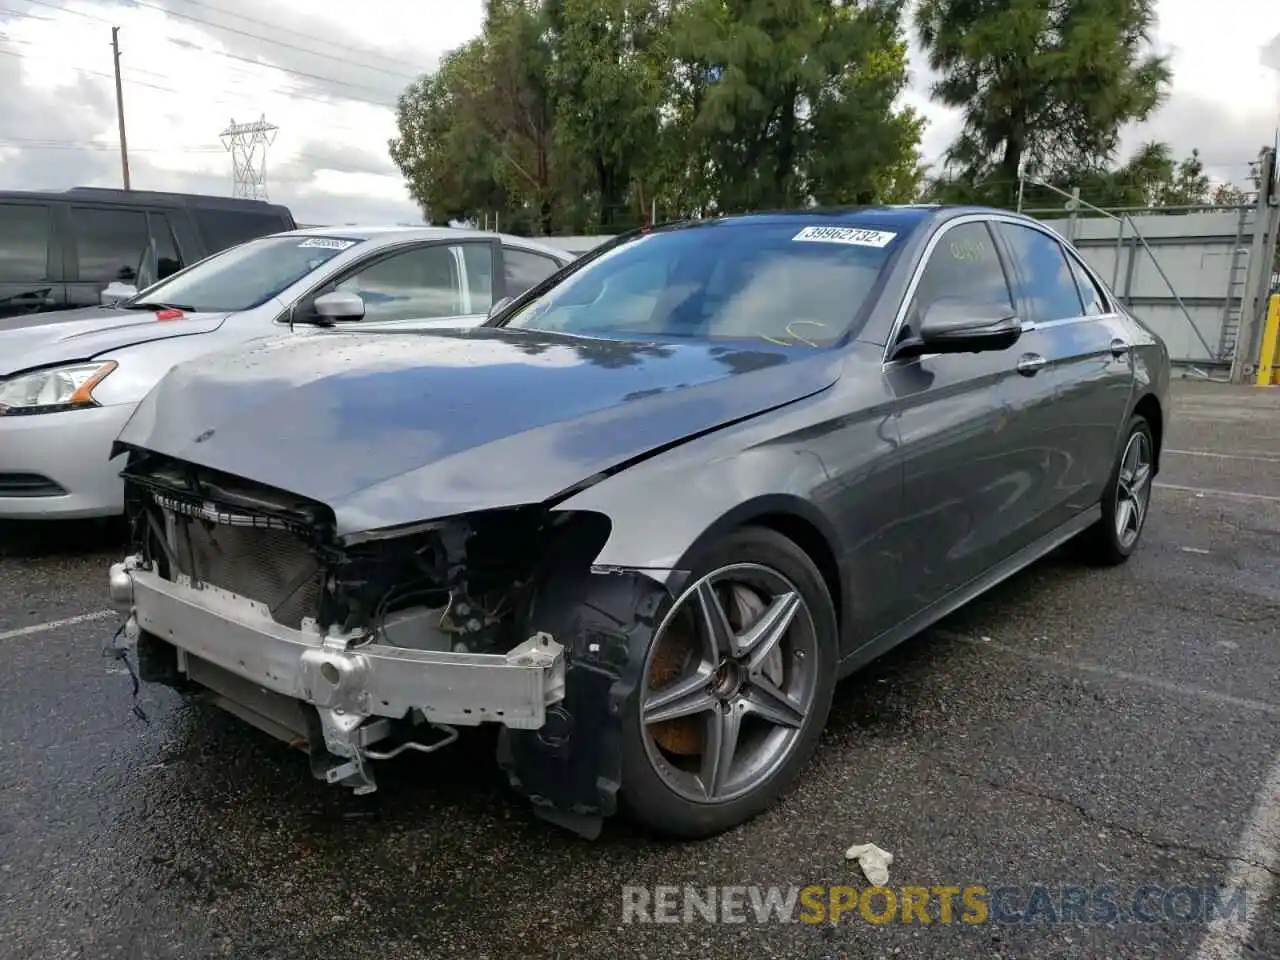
[619, 526, 838, 838]
[1078, 414, 1155, 566]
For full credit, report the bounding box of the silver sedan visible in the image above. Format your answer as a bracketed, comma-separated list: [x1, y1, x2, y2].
[0, 226, 576, 520]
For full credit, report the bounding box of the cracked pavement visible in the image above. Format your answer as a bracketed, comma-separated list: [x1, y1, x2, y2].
[1, 377, 1277, 959]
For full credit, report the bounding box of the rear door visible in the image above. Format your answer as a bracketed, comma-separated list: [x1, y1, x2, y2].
[0, 200, 64, 317]
[885, 218, 1027, 611]
[64, 204, 153, 309]
[995, 220, 1133, 529]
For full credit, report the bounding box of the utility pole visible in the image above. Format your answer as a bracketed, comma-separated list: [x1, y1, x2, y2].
[111, 26, 131, 190]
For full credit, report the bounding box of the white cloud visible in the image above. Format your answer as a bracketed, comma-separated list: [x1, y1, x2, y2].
[0, 0, 1275, 223]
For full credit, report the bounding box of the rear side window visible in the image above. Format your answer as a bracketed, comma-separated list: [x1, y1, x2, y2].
[1067, 253, 1109, 316]
[460, 244, 494, 313]
[906, 221, 1013, 334]
[193, 208, 289, 253]
[70, 207, 149, 283]
[0, 203, 52, 281]
[504, 248, 562, 297]
[998, 223, 1085, 324]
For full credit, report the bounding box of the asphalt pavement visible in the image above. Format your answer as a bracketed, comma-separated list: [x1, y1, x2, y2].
[1, 378, 1277, 960]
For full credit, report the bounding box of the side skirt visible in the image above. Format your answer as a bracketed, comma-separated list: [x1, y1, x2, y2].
[837, 505, 1103, 679]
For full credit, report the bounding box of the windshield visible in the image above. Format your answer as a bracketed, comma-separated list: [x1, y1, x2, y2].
[501, 221, 903, 346]
[127, 235, 364, 313]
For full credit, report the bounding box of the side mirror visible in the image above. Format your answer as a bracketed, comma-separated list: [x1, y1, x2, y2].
[313, 290, 366, 321]
[487, 296, 512, 319]
[100, 281, 138, 306]
[894, 299, 1021, 359]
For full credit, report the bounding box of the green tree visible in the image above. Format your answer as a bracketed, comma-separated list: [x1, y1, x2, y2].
[916, 0, 1170, 206]
[545, 0, 669, 230]
[663, 0, 925, 213]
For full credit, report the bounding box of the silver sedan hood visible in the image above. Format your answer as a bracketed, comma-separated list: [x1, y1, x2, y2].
[0, 306, 232, 377]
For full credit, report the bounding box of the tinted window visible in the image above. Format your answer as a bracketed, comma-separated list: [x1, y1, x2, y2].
[129, 234, 360, 312]
[503, 222, 901, 345]
[0, 203, 51, 281]
[1067, 253, 1108, 316]
[71, 207, 149, 283]
[999, 223, 1085, 323]
[504, 248, 562, 297]
[460, 243, 494, 313]
[335, 244, 467, 321]
[135, 213, 185, 289]
[193, 208, 289, 253]
[906, 221, 1012, 333]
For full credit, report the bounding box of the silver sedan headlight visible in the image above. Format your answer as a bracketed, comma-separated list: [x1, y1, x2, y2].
[0, 361, 118, 416]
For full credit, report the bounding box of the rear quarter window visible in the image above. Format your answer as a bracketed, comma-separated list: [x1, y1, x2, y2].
[193, 208, 292, 253]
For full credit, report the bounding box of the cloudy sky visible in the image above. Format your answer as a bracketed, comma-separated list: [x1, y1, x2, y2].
[1, 0, 1277, 226]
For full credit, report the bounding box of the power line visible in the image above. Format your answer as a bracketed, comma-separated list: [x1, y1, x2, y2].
[129, 0, 424, 80]
[168, 0, 429, 75]
[14, 0, 403, 105]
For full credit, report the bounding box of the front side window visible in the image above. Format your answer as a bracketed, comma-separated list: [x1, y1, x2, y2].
[71, 207, 149, 283]
[998, 223, 1085, 324]
[127, 235, 362, 312]
[0, 203, 51, 282]
[903, 221, 1013, 337]
[334, 244, 470, 322]
[193, 208, 290, 253]
[501, 221, 905, 346]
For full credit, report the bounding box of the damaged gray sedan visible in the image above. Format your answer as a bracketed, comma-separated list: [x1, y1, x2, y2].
[107, 206, 1169, 838]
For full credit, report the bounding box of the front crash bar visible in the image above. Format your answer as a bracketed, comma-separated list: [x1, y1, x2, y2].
[110, 560, 566, 732]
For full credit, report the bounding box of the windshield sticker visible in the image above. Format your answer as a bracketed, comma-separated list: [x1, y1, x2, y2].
[298, 237, 358, 250]
[792, 226, 897, 248]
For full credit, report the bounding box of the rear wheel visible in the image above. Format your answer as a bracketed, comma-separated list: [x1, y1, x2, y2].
[1078, 414, 1155, 566]
[619, 526, 838, 838]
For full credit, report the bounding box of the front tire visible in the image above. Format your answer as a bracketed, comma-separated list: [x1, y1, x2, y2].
[619, 526, 838, 838]
[1079, 414, 1155, 566]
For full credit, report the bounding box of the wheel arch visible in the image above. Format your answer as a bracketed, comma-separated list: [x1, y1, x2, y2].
[1132, 391, 1164, 471]
[670, 494, 846, 637]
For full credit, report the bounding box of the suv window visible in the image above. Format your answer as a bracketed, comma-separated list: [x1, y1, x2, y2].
[998, 222, 1085, 324]
[504, 247, 562, 297]
[335, 244, 469, 321]
[193, 208, 288, 253]
[0, 203, 52, 281]
[71, 207, 150, 283]
[1067, 253, 1109, 316]
[904, 221, 1013, 336]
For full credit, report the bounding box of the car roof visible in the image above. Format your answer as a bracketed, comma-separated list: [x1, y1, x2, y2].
[278, 225, 576, 259]
[663, 204, 1046, 234]
[0, 187, 292, 214]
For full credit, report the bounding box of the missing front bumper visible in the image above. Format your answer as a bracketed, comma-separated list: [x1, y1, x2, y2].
[109, 557, 566, 794]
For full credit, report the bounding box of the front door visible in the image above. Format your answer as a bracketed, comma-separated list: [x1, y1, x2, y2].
[885, 219, 1026, 613]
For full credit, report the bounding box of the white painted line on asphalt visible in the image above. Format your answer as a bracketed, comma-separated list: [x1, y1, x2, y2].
[1192, 754, 1280, 960]
[940, 632, 1280, 717]
[1167, 448, 1280, 464]
[0, 610, 116, 642]
[1154, 482, 1280, 504]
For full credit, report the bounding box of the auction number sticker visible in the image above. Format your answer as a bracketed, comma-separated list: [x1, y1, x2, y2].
[792, 226, 897, 247]
[298, 237, 358, 250]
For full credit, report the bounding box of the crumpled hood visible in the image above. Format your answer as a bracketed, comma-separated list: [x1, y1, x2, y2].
[116, 326, 841, 534]
[0, 306, 231, 377]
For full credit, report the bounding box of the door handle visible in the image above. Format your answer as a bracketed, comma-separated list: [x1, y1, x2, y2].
[1016, 353, 1046, 376]
[1110, 338, 1130, 357]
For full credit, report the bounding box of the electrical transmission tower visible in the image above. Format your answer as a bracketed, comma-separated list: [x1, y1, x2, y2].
[219, 116, 278, 200]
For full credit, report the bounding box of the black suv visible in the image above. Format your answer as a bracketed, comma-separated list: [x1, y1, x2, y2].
[0, 187, 297, 318]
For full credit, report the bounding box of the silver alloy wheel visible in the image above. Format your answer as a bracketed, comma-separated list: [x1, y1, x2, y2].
[1115, 430, 1153, 549]
[638, 562, 820, 804]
